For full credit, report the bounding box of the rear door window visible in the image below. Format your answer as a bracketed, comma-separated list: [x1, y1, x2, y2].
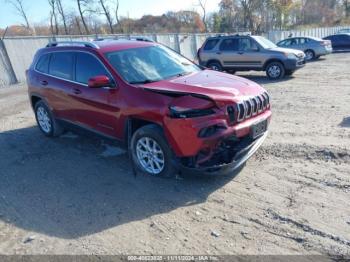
[49, 52, 74, 80]
[36, 54, 50, 74]
[204, 39, 219, 50]
[75, 52, 110, 84]
[219, 38, 239, 51]
[298, 38, 309, 44]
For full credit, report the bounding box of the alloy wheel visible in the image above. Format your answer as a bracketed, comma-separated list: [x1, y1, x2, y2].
[305, 50, 314, 61]
[136, 137, 165, 175]
[211, 65, 220, 71]
[268, 65, 281, 78]
[36, 106, 52, 133]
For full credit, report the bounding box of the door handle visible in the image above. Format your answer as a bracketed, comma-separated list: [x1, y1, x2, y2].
[40, 80, 48, 86]
[73, 88, 82, 95]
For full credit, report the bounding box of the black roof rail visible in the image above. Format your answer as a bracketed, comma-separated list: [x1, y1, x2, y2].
[134, 37, 154, 42]
[92, 36, 154, 43]
[46, 41, 100, 49]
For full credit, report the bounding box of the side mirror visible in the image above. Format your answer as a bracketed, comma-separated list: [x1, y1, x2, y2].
[88, 75, 113, 88]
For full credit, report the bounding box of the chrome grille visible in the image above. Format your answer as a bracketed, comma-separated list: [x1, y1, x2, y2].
[235, 92, 270, 122]
[245, 100, 252, 118]
[238, 103, 245, 120]
[227, 105, 235, 123]
[257, 96, 263, 112]
[251, 98, 258, 115]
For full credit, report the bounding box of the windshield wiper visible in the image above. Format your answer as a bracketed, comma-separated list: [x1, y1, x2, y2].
[166, 71, 192, 79]
[129, 79, 159, 84]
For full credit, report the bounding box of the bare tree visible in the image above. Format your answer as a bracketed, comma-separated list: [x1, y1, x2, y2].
[48, 0, 59, 35]
[56, 0, 69, 34]
[115, 0, 123, 33]
[239, 0, 260, 31]
[77, 0, 92, 35]
[6, 0, 31, 30]
[98, 0, 114, 34]
[197, 0, 208, 32]
[75, 17, 83, 35]
[343, 0, 350, 17]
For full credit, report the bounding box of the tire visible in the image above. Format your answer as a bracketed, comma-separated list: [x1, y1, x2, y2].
[285, 70, 295, 76]
[34, 100, 64, 137]
[207, 61, 222, 71]
[304, 49, 315, 61]
[266, 62, 285, 80]
[130, 124, 177, 178]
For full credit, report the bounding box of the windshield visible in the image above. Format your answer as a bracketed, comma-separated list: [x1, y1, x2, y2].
[105, 45, 201, 84]
[253, 36, 277, 49]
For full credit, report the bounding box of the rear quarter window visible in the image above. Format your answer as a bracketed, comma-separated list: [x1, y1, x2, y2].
[35, 54, 50, 74]
[203, 39, 219, 50]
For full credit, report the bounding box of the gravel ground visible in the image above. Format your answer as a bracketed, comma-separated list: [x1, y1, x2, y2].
[0, 53, 349, 256]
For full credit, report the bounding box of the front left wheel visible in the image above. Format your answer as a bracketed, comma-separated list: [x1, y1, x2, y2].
[130, 124, 177, 178]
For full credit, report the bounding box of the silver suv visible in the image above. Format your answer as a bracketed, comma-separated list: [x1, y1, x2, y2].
[198, 35, 306, 80]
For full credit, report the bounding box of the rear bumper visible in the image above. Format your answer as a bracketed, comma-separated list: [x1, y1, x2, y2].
[179, 132, 268, 176]
[315, 46, 333, 56]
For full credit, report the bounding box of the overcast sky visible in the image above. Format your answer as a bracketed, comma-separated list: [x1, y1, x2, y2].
[0, 0, 221, 28]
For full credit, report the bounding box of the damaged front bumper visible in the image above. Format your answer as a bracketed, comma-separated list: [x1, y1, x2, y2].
[179, 131, 268, 176]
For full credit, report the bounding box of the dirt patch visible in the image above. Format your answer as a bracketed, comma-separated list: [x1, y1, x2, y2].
[0, 53, 349, 255]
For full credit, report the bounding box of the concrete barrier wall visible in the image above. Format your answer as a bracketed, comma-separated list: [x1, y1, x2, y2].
[3, 37, 49, 83]
[0, 25, 349, 86]
[0, 40, 18, 88]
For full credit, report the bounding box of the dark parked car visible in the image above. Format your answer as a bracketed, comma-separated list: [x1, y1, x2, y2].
[277, 37, 332, 61]
[26, 40, 271, 177]
[323, 34, 350, 51]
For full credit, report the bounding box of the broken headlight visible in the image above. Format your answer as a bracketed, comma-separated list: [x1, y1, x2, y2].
[169, 106, 215, 118]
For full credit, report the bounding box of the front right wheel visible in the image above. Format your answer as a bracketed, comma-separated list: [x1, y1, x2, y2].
[130, 124, 177, 178]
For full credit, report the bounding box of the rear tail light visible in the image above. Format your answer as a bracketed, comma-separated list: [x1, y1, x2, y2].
[321, 40, 331, 46]
[197, 48, 202, 59]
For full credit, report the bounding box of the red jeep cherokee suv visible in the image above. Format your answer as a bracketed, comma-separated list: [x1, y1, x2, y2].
[26, 39, 271, 177]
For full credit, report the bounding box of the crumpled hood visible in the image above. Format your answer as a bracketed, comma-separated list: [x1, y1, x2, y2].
[141, 70, 266, 103]
[270, 47, 305, 57]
